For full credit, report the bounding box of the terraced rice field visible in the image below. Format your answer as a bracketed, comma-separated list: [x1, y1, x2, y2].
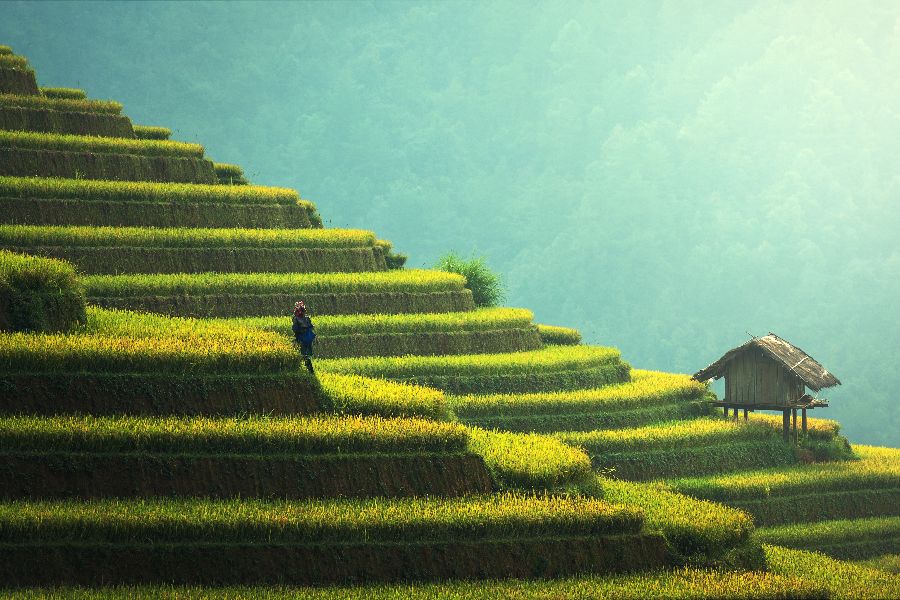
[670, 445, 900, 525]
[0, 175, 321, 229]
[756, 516, 900, 561]
[451, 369, 709, 432]
[82, 269, 475, 317]
[320, 344, 630, 395]
[0, 494, 669, 586]
[0, 415, 494, 500]
[557, 417, 804, 480]
[0, 225, 388, 274]
[229, 307, 542, 357]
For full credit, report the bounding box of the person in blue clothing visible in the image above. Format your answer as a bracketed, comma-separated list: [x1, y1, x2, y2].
[292, 300, 316, 373]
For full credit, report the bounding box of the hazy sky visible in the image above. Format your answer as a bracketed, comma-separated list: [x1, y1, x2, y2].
[2, 1, 898, 445]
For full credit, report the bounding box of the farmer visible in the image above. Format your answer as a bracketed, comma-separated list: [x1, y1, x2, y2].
[292, 300, 316, 374]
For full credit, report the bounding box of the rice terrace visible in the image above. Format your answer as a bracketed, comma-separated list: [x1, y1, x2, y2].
[0, 2, 898, 599]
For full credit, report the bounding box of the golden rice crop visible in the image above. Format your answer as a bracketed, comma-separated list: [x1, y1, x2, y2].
[599, 476, 755, 560]
[227, 307, 534, 336]
[468, 428, 593, 489]
[0, 92, 122, 114]
[0, 414, 469, 454]
[0, 55, 28, 70]
[132, 125, 171, 140]
[15, 571, 832, 599]
[0, 130, 204, 158]
[317, 372, 449, 419]
[748, 412, 841, 439]
[556, 417, 781, 453]
[39, 87, 87, 100]
[0, 326, 295, 374]
[319, 344, 621, 378]
[451, 369, 704, 417]
[0, 224, 375, 248]
[537, 324, 582, 345]
[0, 176, 306, 206]
[83, 269, 467, 298]
[0, 494, 643, 544]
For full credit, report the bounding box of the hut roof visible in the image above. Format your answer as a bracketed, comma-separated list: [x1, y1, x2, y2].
[692, 333, 841, 391]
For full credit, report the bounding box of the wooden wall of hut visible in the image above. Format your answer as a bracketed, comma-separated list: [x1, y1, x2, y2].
[724, 348, 804, 407]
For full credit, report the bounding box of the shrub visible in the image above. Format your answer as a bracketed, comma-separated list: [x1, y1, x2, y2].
[435, 251, 504, 307]
[0, 249, 85, 332]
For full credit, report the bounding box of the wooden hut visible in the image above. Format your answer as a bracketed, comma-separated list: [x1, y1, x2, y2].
[692, 333, 841, 441]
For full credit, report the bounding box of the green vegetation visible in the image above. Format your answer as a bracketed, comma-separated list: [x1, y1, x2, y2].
[0, 414, 469, 455]
[0, 130, 204, 158]
[537, 323, 582, 345]
[468, 428, 593, 489]
[0, 46, 12, 56]
[0, 331, 293, 374]
[318, 372, 450, 419]
[857, 554, 900, 574]
[0, 224, 375, 248]
[14, 570, 832, 599]
[0, 249, 85, 332]
[764, 545, 900, 600]
[598, 477, 755, 563]
[133, 125, 171, 140]
[2, 308, 295, 374]
[756, 517, 900, 560]
[436, 251, 505, 307]
[670, 445, 900, 525]
[0, 92, 123, 114]
[671, 445, 900, 502]
[0, 494, 643, 544]
[39, 87, 87, 100]
[559, 418, 788, 454]
[83, 269, 466, 297]
[558, 418, 799, 480]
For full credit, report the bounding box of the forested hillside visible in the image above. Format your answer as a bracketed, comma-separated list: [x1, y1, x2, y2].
[2, 0, 897, 444]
